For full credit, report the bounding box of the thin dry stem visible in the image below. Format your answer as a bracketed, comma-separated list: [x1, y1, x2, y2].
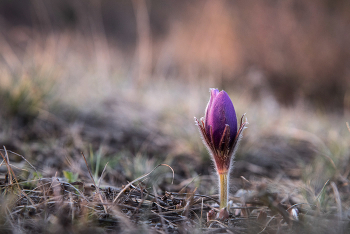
[0, 149, 35, 206]
[153, 185, 169, 234]
[113, 163, 174, 203]
[331, 181, 342, 219]
[81, 152, 108, 214]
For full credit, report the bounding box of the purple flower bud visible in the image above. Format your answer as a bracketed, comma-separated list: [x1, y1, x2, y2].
[195, 89, 248, 211]
[205, 89, 237, 150]
[195, 88, 248, 211]
[195, 88, 248, 175]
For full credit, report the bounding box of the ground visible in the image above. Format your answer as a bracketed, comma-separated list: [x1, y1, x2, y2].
[1, 68, 349, 233]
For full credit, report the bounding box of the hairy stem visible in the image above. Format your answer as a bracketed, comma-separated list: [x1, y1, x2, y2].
[219, 173, 228, 209]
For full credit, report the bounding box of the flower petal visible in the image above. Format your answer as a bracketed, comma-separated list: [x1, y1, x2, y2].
[205, 90, 237, 149]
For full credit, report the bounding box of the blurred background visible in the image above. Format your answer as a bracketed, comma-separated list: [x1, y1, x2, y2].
[0, 0, 350, 194]
[1, 0, 350, 109]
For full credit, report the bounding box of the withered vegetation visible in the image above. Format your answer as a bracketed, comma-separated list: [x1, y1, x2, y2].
[1, 152, 349, 234]
[0, 112, 350, 233]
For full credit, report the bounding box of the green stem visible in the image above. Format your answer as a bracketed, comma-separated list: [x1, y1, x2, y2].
[219, 173, 228, 209]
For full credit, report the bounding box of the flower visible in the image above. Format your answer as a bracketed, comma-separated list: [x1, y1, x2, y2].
[195, 88, 248, 211]
[204, 89, 238, 171]
[196, 88, 246, 174]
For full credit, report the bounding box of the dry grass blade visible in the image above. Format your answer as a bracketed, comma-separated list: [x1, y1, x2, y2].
[3, 146, 13, 184]
[316, 179, 329, 202]
[63, 181, 89, 202]
[178, 176, 200, 195]
[153, 185, 168, 234]
[207, 219, 229, 229]
[113, 163, 174, 203]
[81, 152, 108, 213]
[331, 181, 342, 219]
[258, 215, 276, 234]
[0, 148, 35, 206]
[0, 149, 38, 174]
[201, 198, 204, 228]
[98, 162, 109, 189]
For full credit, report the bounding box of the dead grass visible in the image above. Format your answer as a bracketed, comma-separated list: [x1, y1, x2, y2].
[1, 145, 350, 233]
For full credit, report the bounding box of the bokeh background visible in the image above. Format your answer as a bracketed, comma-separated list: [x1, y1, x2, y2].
[1, 0, 350, 196]
[2, 0, 350, 108]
